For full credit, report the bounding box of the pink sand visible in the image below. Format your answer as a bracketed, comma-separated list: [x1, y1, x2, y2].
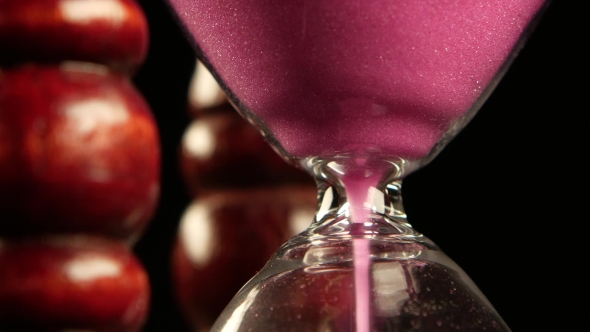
[171, 0, 544, 160]
[353, 238, 371, 332]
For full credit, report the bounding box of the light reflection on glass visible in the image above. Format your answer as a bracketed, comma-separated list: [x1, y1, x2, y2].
[219, 287, 260, 332]
[365, 186, 385, 214]
[372, 262, 411, 315]
[316, 186, 334, 222]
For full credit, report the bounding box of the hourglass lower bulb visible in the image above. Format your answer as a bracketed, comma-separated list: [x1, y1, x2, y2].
[167, 0, 547, 330]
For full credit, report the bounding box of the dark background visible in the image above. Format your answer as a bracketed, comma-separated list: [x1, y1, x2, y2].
[133, 1, 585, 331]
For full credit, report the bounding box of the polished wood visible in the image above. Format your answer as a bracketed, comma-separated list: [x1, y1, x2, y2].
[173, 187, 316, 331]
[0, 236, 149, 331]
[180, 110, 312, 196]
[0, 65, 160, 241]
[0, 0, 148, 73]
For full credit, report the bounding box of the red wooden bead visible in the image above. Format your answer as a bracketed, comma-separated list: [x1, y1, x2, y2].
[0, 64, 160, 241]
[0, 0, 148, 73]
[172, 187, 317, 330]
[0, 236, 150, 331]
[180, 112, 313, 196]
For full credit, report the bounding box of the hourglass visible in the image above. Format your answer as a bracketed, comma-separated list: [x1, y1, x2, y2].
[167, 0, 548, 331]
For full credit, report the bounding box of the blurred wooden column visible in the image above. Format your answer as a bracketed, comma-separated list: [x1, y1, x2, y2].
[172, 61, 317, 331]
[0, 1, 159, 330]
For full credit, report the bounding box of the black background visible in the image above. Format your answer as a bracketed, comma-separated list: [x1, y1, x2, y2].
[134, 1, 585, 331]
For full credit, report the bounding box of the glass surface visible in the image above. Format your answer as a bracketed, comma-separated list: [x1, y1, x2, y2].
[167, 1, 548, 331]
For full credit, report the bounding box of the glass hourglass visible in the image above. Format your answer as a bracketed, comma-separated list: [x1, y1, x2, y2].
[167, 0, 548, 331]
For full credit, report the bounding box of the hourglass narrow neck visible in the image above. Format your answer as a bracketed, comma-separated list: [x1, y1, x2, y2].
[300, 155, 420, 240]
